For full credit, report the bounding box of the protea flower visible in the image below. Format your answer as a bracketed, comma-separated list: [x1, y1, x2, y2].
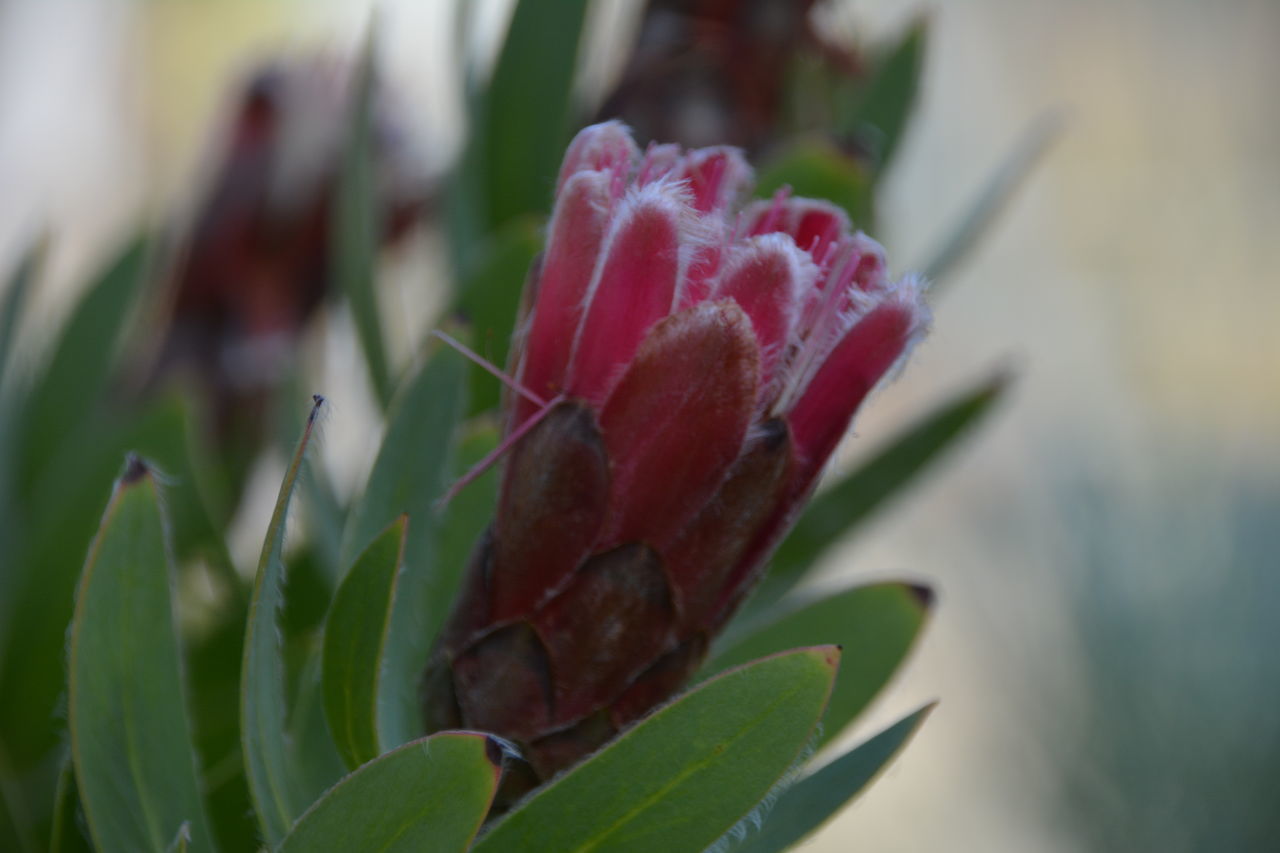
[423, 121, 928, 788]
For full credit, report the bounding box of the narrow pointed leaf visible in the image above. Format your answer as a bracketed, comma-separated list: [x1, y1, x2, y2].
[323, 517, 407, 770]
[15, 236, 147, 491]
[921, 112, 1064, 285]
[844, 19, 927, 177]
[334, 29, 392, 409]
[241, 396, 325, 843]
[735, 705, 933, 853]
[49, 757, 91, 853]
[68, 459, 214, 853]
[751, 372, 1006, 608]
[480, 0, 590, 230]
[475, 647, 840, 853]
[341, 350, 467, 747]
[708, 583, 931, 747]
[277, 732, 502, 853]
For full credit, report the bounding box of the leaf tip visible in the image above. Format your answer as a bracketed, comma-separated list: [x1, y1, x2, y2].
[485, 733, 521, 768]
[121, 452, 149, 485]
[904, 582, 935, 611]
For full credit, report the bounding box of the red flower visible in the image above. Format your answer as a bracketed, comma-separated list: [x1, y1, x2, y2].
[424, 122, 928, 787]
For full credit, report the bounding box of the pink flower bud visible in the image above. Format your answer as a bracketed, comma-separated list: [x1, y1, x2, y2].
[426, 122, 929, 787]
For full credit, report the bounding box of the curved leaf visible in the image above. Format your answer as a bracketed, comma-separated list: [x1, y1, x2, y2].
[277, 732, 502, 853]
[68, 459, 214, 852]
[475, 647, 840, 853]
[736, 704, 933, 852]
[334, 28, 392, 409]
[708, 583, 931, 748]
[922, 111, 1064, 285]
[15, 235, 148, 492]
[341, 349, 467, 748]
[241, 396, 325, 843]
[748, 371, 1006, 611]
[323, 517, 407, 770]
[844, 19, 927, 177]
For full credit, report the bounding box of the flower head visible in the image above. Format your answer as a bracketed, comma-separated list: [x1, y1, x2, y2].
[424, 121, 928, 786]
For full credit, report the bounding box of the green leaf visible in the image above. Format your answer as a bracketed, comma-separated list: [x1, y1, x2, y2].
[341, 350, 467, 748]
[241, 396, 326, 844]
[708, 583, 932, 748]
[755, 140, 874, 230]
[67, 458, 214, 853]
[476, 647, 840, 853]
[334, 29, 393, 409]
[0, 240, 39, 383]
[921, 111, 1064, 285]
[457, 217, 542, 414]
[277, 732, 501, 853]
[843, 18, 927, 178]
[15, 235, 148, 492]
[49, 757, 91, 853]
[0, 395, 235, 773]
[752, 372, 1007, 608]
[322, 517, 407, 770]
[735, 705, 933, 853]
[436, 423, 500, 595]
[478, 0, 590, 231]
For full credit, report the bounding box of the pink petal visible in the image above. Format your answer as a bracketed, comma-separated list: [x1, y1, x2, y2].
[714, 234, 815, 391]
[568, 183, 690, 404]
[517, 171, 614, 424]
[556, 120, 637, 195]
[597, 300, 760, 549]
[675, 147, 751, 214]
[787, 280, 927, 475]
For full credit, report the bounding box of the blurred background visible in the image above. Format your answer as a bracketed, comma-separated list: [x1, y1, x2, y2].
[1, 0, 1276, 850]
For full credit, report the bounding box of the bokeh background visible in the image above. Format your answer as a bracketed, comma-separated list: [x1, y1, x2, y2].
[1, 0, 1276, 850]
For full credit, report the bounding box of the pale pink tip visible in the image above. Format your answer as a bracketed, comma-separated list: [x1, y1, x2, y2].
[714, 234, 816, 391]
[556, 120, 639, 195]
[567, 183, 689, 405]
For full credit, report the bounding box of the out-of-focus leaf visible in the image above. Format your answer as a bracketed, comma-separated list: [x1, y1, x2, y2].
[735, 704, 933, 853]
[479, 0, 590, 232]
[708, 583, 931, 747]
[14, 236, 148, 492]
[68, 459, 214, 853]
[0, 395, 231, 773]
[476, 648, 840, 853]
[756, 140, 875, 230]
[457, 217, 541, 414]
[334, 29, 392, 409]
[843, 19, 927, 178]
[49, 758, 90, 853]
[751, 372, 1006, 609]
[277, 732, 501, 853]
[0, 241, 39, 382]
[341, 350, 467, 748]
[322, 518, 407, 770]
[922, 112, 1064, 285]
[241, 396, 325, 844]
